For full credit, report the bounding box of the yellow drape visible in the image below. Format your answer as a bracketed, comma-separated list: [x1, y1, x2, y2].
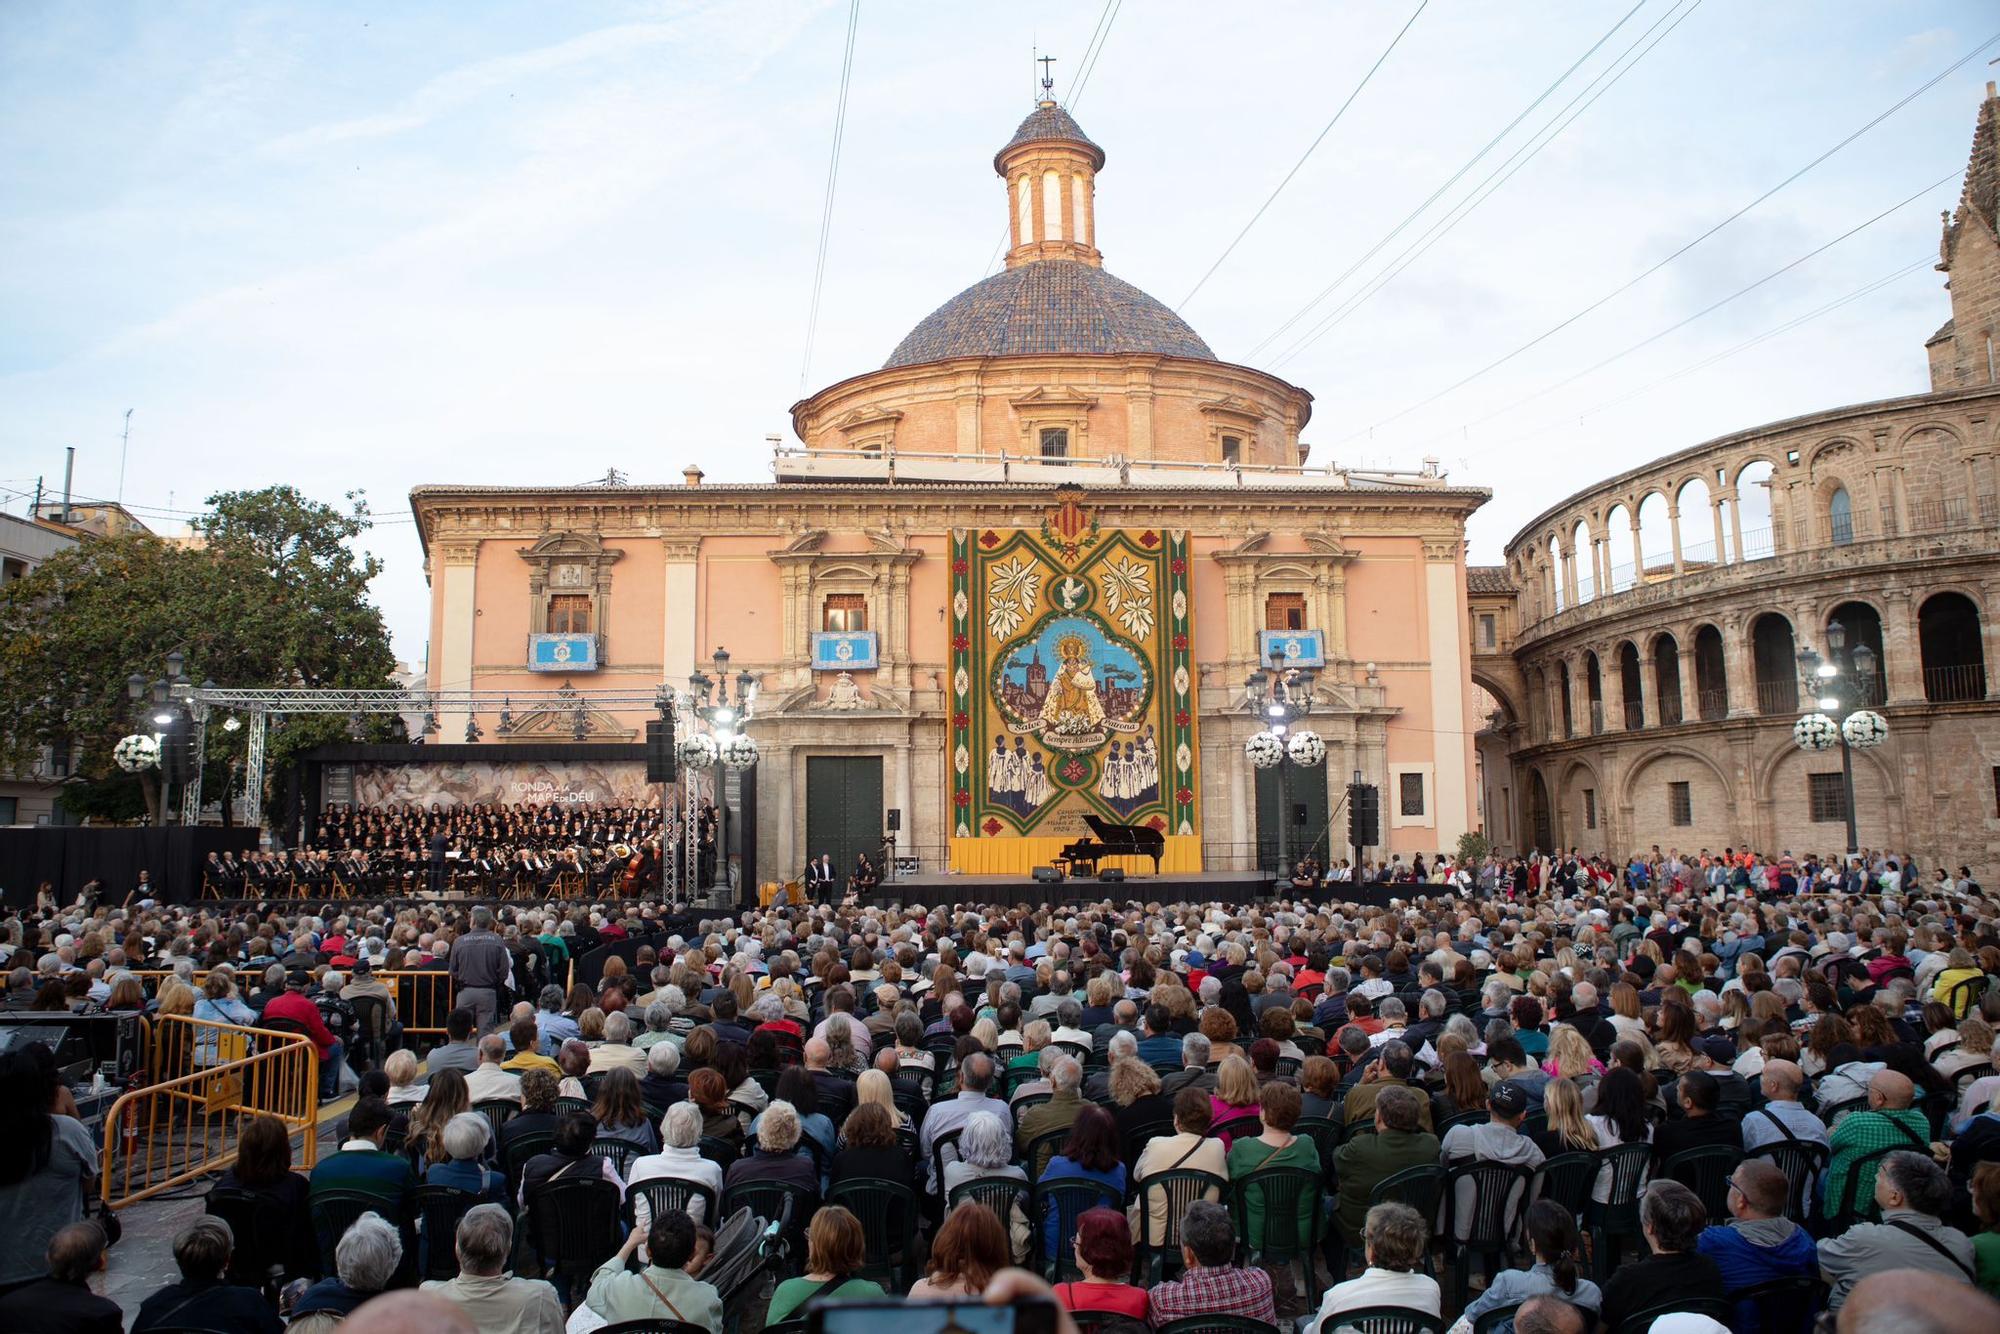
[947, 834, 1203, 876]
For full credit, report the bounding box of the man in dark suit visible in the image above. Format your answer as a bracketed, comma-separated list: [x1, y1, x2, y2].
[805, 853, 836, 893]
[428, 828, 449, 893]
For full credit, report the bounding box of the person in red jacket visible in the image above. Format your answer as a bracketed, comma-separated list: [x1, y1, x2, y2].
[262, 969, 344, 1103]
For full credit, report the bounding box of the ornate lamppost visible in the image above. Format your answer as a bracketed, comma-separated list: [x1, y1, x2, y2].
[1791, 618, 1887, 860]
[1243, 647, 1327, 885]
[122, 650, 188, 826]
[674, 647, 762, 891]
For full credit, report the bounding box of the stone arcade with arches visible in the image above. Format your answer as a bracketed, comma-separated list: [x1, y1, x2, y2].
[1471, 85, 2000, 868]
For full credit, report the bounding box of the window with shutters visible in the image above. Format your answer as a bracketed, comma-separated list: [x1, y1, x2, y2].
[1399, 771, 1425, 817]
[1668, 781, 1693, 826]
[1583, 788, 1597, 830]
[1808, 772, 1847, 823]
[1265, 593, 1306, 631]
[823, 593, 868, 632]
[546, 594, 592, 634]
[1480, 614, 1497, 649]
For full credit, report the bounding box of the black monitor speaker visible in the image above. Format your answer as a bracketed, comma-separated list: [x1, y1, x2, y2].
[886, 808, 901, 832]
[1032, 866, 1065, 883]
[0, 1011, 146, 1084]
[1098, 868, 1125, 882]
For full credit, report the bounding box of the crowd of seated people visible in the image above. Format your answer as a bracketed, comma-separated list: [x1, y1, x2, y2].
[2, 841, 2000, 1330]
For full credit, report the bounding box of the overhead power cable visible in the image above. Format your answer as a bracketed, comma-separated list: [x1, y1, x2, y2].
[1440, 171, 1959, 435]
[1176, 0, 1429, 311]
[1268, 0, 1704, 369]
[1342, 26, 2000, 441]
[799, 0, 863, 393]
[1465, 255, 1933, 456]
[1246, 0, 1657, 361]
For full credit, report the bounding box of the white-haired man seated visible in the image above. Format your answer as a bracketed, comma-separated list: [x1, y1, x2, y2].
[420, 1203, 563, 1334]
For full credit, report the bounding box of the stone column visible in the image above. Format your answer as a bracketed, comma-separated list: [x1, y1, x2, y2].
[1677, 642, 1697, 723]
[1982, 577, 2000, 700]
[1667, 504, 1685, 573]
[1724, 622, 1758, 719]
[1602, 645, 1626, 733]
[663, 538, 700, 695]
[1710, 496, 1727, 564]
[436, 542, 479, 739]
[1643, 643, 1663, 728]
[1725, 488, 1745, 563]
[1882, 591, 1924, 705]
[1423, 538, 1472, 841]
[892, 725, 915, 861]
[1629, 514, 1644, 583]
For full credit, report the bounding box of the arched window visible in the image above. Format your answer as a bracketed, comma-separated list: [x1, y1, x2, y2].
[1919, 592, 1987, 702]
[1618, 642, 1644, 729]
[1653, 634, 1683, 726]
[1828, 487, 1853, 546]
[1693, 625, 1728, 720]
[1585, 652, 1603, 733]
[1752, 613, 1799, 715]
[1826, 602, 1885, 704]
[1558, 660, 1574, 737]
[1735, 460, 1777, 559]
[1573, 521, 1595, 603]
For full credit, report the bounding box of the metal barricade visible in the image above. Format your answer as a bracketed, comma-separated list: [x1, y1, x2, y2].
[101, 1013, 320, 1209]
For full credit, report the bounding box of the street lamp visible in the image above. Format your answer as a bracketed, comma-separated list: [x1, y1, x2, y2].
[1243, 647, 1326, 885]
[124, 652, 188, 825]
[679, 647, 763, 893]
[1792, 617, 1888, 860]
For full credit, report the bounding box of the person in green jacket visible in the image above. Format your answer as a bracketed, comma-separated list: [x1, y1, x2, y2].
[765, 1205, 885, 1324]
[1332, 1085, 1441, 1245]
[1226, 1082, 1320, 1253]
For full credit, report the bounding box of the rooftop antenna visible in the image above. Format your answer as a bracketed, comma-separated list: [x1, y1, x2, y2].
[117, 409, 133, 502]
[1038, 52, 1058, 102]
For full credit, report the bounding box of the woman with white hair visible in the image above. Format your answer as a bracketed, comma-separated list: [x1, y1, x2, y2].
[939, 1111, 1032, 1262]
[287, 1210, 402, 1327]
[723, 1098, 821, 1203]
[424, 1112, 506, 1203]
[627, 1102, 724, 1228]
[639, 1039, 688, 1111]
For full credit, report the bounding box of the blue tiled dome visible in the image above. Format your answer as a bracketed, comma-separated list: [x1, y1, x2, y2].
[883, 260, 1216, 369]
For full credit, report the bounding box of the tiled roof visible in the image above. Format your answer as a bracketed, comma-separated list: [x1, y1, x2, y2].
[1467, 565, 1515, 594]
[995, 102, 1104, 171]
[884, 260, 1215, 368]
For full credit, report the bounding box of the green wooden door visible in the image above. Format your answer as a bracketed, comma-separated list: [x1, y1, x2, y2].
[1255, 763, 1331, 874]
[805, 756, 883, 885]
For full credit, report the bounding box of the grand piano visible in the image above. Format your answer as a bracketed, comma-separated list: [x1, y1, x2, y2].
[1056, 814, 1165, 876]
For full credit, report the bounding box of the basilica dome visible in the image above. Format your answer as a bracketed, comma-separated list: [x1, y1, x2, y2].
[883, 259, 1216, 369]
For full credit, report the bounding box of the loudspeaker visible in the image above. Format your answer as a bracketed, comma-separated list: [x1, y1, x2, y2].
[1348, 782, 1379, 848]
[886, 808, 901, 832]
[1098, 868, 1125, 883]
[1032, 866, 1065, 883]
[0, 1011, 145, 1084]
[645, 718, 676, 784]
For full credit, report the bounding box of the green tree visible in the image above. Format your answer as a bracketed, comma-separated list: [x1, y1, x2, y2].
[0, 486, 399, 821]
[1456, 830, 1491, 865]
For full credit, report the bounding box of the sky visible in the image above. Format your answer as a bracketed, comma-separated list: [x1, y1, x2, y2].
[3, 0, 1996, 665]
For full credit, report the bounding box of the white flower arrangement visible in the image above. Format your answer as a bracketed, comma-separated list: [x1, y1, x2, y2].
[1243, 731, 1285, 769]
[113, 734, 160, 772]
[1791, 713, 1838, 752]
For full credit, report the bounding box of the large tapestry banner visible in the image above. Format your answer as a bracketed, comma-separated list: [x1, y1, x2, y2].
[949, 501, 1200, 873]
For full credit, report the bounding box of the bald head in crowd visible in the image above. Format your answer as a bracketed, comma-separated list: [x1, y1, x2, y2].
[1867, 1069, 1915, 1111]
[1838, 1268, 2000, 1333]
[1761, 1058, 1806, 1102]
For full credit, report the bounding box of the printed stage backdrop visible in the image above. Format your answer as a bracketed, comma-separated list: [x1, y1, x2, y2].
[950, 501, 1200, 874]
[351, 760, 652, 807]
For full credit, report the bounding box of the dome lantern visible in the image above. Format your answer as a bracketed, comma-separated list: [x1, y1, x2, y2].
[996, 73, 1105, 270]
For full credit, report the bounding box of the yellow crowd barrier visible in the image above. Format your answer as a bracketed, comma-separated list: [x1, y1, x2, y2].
[100, 1013, 320, 1209]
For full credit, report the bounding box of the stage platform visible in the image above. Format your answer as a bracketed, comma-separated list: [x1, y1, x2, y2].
[864, 869, 1276, 908]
